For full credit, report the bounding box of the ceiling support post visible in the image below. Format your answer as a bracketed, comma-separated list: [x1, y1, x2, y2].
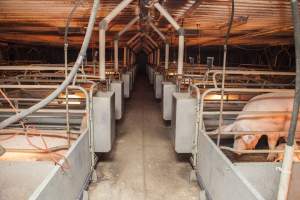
[99, 0, 134, 80]
[154, 2, 184, 75]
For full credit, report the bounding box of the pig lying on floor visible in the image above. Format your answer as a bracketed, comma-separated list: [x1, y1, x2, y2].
[220, 92, 300, 161]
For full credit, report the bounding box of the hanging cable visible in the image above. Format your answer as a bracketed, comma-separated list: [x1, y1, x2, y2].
[0, 0, 100, 129]
[217, 0, 235, 146]
[64, 0, 83, 148]
[0, 89, 70, 170]
[197, 24, 201, 64]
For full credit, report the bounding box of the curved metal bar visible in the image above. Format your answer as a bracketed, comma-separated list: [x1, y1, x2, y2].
[0, 0, 100, 130]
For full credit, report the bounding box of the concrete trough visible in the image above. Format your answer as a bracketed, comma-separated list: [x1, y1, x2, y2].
[196, 132, 300, 200]
[171, 93, 196, 153]
[127, 70, 133, 91]
[0, 130, 92, 200]
[92, 91, 116, 152]
[122, 72, 131, 98]
[154, 73, 163, 99]
[161, 81, 176, 121]
[149, 67, 154, 85]
[111, 80, 124, 120]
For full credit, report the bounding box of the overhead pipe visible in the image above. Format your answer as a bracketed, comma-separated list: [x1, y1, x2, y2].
[128, 36, 142, 49]
[133, 44, 141, 53]
[127, 32, 142, 46]
[149, 21, 169, 69]
[99, 0, 134, 80]
[113, 38, 119, 72]
[63, 0, 82, 146]
[154, 3, 180, 30]
[144, 33, 159, 48]
[131, 40, 151, 54]
[165, 42, 170, 69]
[277, 0, 300, 199]
[149, 21, 167, 41]
[144, 33, 159, 66]
[123, 47, 127, 66]
[118, 16, 139, 37]
[0, 0, 100, 129]
[154, 2, 184, 74]
[157, 48, 160, 65]
[114, 16, 139, 71]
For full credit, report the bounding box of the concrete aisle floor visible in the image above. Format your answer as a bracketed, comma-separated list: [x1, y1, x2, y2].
[89, 74, 199, 200]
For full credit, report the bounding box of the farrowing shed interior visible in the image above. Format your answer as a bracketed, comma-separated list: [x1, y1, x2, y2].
[0, 0, 300, 199]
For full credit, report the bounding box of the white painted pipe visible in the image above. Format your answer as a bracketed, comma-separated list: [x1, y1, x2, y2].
[127, 32, 142, 46]
[104, 0, 134, 23]
[178, 33, 184, 74]
[118, 16, 139, 37]
[165, 43, 169, 69]
[144, 34, 158, 48]
[154, 2, 184, 74]
[114, 39, 118, 72]
[157, 48, 160, 65]
[149, 21, 166, 41]
[143, 44, 152, 54]
[131, 36, 142, 47]
[123, 47, 127, 66]
[143, 38, 155, 50]
[154, 3, 180, 31]
[99, 0, 134, 79]
[99, 27, 106, 80]
[153, 50, 156, 65]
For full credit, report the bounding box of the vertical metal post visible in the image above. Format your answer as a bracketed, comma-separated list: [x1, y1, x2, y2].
[178, 29, 185, 75]
[99, 21, 106, 80]
[277, 0, 300, 199]
[165, 43, 169, 69]
[114, 38, 119, 72]
[157, 48, 160, 66]
[98, 0, 134, 79]
[124, 47, 127, 66]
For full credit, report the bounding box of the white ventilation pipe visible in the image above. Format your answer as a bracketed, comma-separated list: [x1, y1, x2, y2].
[123, 47, 127, 66]
[0, 0, 100, 129]
[149, 21, 169, 69]
[157, 48, 160, 66]
[149, 21, 166, 41]
[165, 42, 169, 69]
[178, 32, 184, 74]
[118, 16, 139, 37]
[104, 0, 134, 23]
[127, 32, 142, 46]
[128, 36, 141, 49]
[144, 33, 158, 48]
[154, 2, 184, 75]
[114, 16, 139, 71]
[99, 27, 106, 80]
[154, 3, 180, 30]
[99, 0, 134, 80]
[114, 39, 119, 72]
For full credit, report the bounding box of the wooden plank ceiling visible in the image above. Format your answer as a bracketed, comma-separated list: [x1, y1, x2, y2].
[0, 0, 297, 48]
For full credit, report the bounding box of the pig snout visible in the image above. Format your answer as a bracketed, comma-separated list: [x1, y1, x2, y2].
[233, 138, 247, 152]
[233, 135, 259, 152]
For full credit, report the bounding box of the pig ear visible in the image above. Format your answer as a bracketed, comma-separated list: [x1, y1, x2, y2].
[243, 135, 256, 144]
